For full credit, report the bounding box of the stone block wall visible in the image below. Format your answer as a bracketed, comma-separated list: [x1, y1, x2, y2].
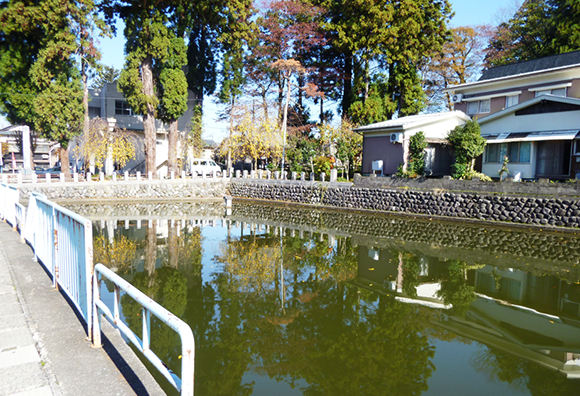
[229, 178, 580, 228]
[17, 179, 228, 202]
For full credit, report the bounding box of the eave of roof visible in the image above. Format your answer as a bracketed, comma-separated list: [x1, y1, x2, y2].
[442, 63, 580, 93]
[353, 111, 470, 133]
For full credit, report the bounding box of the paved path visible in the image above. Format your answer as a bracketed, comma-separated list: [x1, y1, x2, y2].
[0, 221, 166, 396]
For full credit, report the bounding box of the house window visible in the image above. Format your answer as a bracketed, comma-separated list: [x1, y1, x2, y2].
[508, 142, 531, 163]
[467, 99, 491, 115]
[574, 140, 580, 155]
[485, 142, 531, 163]
[485, 144, 500, 163]
[535, 87, 567, 97]
[505, 95, 518, 108]
[467, 101, 479, 115]
[88, 106, 101, 118]
[115, 100, 132, 116]
[479, 99, 490, 113]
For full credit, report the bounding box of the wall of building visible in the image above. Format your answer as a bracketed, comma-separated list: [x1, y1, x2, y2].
[362, 135, 403, 175]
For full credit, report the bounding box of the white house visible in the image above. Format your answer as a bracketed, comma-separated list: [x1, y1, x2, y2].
[478, 95, 580, 180]
[445, 50, 580, 180]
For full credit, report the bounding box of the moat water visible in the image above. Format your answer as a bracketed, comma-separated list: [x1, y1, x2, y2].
[69, 201, 580, 395]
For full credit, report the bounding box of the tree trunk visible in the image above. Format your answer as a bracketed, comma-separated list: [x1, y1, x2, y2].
[142, 55, 157, 176]
[363, 59, 369, 103]
[280, 71, 291, 172]
[60, 146, 71, 178]
[168, 119, 178, 175]
[341, 51, 353, 116]
[146, 220, 157, 291]
[168, 220, 178, 269]
[82, 58, 89, 158]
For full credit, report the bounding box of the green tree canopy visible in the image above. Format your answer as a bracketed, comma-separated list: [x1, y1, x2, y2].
[484, 0, 580, 67]
[91, 65, 120, 90]
[446, 120, 486, 179]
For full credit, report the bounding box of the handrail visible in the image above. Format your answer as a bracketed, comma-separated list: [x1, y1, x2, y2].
[93, 263, 195, 396]
[23, 191, 94, 337]
[0, 183, 20, 229]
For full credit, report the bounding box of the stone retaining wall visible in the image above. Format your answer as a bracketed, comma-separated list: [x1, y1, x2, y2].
[17, 179, 228, 202]
[229, 178, 580, 229]
[231, 202, 580, 273]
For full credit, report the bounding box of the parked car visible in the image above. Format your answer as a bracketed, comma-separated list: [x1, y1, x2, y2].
[190, 159, 221, 176]
[36, 165, 64, 178]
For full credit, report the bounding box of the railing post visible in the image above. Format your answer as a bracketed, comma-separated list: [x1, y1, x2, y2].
[92, 272, 102, 348]
[143, 308, 151, 352]
[52, 207, 59, 290]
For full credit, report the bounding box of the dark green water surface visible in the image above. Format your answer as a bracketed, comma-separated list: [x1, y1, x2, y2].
[69, 201, 580, 395]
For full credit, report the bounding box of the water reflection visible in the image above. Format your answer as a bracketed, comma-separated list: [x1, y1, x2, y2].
[78, 201, 580, 395]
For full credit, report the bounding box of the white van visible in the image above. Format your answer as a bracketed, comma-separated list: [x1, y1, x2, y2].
[190, 158, 221, 176]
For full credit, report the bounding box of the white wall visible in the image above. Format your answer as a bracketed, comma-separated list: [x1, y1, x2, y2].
[480, 109, 580, 135]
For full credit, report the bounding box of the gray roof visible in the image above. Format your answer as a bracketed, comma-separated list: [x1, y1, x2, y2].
[354, 111, 470, 133]
[480, 50, 580, 81]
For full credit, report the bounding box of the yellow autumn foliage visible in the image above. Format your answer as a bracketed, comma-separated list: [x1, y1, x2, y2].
[75, 117, 137, 170]
[221, 106, 283, 167]
[94, 234, 138, 273]
[219, 240, 281, 293]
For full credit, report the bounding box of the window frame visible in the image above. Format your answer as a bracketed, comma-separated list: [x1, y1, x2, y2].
[115, 100, 133, 116]
[505, 95, 519, 108]
[534, 87, 567, 97]
[485, 142, 531, 164]
[467, 99, 491, 115]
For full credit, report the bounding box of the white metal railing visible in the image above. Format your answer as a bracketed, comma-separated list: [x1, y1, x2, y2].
[24, 192, 94, 336]
[1, 169, 231, 184]
[93, 264, 195, 396]
[7, 192, 196, 392]
[0, 182, 20, 229]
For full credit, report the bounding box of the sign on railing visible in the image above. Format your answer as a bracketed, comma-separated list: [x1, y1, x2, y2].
[93, 264, 195, 396]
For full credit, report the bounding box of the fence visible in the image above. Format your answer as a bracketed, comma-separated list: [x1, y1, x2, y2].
[24, 192, 94, 336]
[1, 169, 231, 185]
[13, 192, 196, 394]
[0, 183, 20, 229]
[93, 264, 195, 396]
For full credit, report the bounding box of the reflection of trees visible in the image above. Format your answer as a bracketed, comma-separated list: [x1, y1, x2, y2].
[93, 234, 138, 274]
[159, 223, 202, 279]
[437, 260, 480, 316]
[250, 283, 435, 396]
[121, 266, 188, 376]
[219, 239, 279, 293]
[400, 252, 422, 297]
[207, 231, 435, 395]
[470, 346, 580, 396]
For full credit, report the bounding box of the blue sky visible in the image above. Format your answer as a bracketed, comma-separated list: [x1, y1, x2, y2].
[0, 0, 520, 137]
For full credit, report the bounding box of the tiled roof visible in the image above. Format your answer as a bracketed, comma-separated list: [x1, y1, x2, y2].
[479, 50, 580, 81]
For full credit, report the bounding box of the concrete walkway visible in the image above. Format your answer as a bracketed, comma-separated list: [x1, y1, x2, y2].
[0, 221, 166, 396]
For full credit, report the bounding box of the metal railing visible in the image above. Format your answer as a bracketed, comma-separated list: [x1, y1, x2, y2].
[0, 182, 20, 229]
[7, 192, 196, 393]
[24, 192, 94, 336]
[93, 264, 195, 396]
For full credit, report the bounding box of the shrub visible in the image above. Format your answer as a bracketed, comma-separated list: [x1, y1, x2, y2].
[314, 156, 332, 175]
